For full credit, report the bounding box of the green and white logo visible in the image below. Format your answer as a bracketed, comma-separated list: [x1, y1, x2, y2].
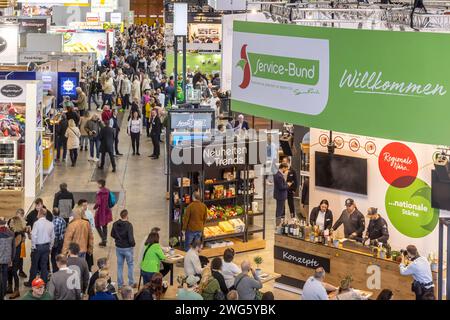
[385, 178, 439, 238]
[232, 32, 329, 116]
[247, 52, 319, 85]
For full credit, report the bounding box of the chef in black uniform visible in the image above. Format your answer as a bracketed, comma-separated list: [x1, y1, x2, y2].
[281, 157, 298, 218]
[331, 198, 365, 241]
[364, 207, 389, 245]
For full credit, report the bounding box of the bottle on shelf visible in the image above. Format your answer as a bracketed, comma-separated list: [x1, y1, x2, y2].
[284, 219, 289, 235]
[324, 229, 330, 246]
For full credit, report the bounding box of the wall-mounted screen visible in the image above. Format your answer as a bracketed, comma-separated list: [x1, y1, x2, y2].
[315, 151, 368, 195]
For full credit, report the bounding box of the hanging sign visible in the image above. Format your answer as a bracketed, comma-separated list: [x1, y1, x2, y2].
[232, 21, 450, 146]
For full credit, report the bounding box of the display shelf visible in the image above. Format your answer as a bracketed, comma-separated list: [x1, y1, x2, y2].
[247, 225, 264, 234]
[205, 215, 245, 224]
[200, 238, 266, 258]
[0, 160, 24, 191]
[204, 197, 236, 204]
[173, 185, 192, 189]
[168, 139, 267, 251]
[204, 179, 237, 186]
[204, 232, 246, 242]
[247, 212, 265, 217]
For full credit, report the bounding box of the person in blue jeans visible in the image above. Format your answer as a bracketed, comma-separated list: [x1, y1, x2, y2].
[111, 209, 136, 288]
[84, 114, 103, 161]
[182, 191, 207, 251]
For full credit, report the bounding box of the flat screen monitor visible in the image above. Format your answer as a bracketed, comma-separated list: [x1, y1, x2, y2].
[315, 151, 368, 195]
[431, 170, 450, 210]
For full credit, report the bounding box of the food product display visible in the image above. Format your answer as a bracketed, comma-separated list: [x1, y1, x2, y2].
[218, 221, 234, 233]
[207, 205, 244, 220]
[0, 161, 23, 191]
[228, 219, 245, 233]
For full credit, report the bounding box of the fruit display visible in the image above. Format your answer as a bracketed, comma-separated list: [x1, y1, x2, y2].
[207, 205, 244, 221]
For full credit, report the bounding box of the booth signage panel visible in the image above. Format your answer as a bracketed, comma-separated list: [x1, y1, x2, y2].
[91, 0, 117, 13]
[57, 72, 79, 105]
[170, 112, 213, 130]
[18, 18, 47, 33]
[274, 245, 331, 272]
[110, 12, 122, 24]
[203, 143, 247, 167]
[173, 3, 188, 36]
[232, 21, 450, 146]
[19, 53, 49, 63]
[0, 81, 26, 103]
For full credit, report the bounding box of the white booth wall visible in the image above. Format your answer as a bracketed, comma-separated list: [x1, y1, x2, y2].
[221, 13, 272, 91]
[309, 128, 450, 256]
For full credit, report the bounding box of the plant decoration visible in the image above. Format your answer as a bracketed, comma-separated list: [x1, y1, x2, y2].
[254, 256, 263, 269]
[169, 237, 179, 248]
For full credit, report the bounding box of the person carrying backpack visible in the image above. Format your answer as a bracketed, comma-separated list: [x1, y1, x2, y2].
[94, 179, 114, 247]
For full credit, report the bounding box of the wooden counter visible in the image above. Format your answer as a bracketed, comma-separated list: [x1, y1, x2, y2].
[274, 234, 418, 300]
[0, 190, 24, 218]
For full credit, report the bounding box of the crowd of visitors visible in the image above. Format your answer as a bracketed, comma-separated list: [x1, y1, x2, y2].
[0, 22, 273, 302]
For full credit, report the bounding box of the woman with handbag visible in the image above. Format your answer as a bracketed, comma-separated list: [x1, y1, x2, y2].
[6, 216, 26, 299]
[65, 119, 81, 167]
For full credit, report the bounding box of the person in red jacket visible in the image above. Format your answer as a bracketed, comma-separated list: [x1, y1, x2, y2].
[101, 105, 113, 125]
[94, 179, 112, 247]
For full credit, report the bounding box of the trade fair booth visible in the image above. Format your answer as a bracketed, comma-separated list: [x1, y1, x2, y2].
[229, 19, 450, 299]
[0, 80, 45, 216]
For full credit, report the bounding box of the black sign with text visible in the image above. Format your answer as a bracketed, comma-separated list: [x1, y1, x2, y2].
[19, 18, 47, 33]
[274, 245, 331, 273]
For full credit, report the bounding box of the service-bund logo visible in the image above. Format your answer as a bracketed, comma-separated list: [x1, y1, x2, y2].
[236, 44, 251, 89]
[236, 44, 320, 89]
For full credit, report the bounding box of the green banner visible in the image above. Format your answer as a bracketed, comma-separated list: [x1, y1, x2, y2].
[231, 21, 450, 145]
[245, 53, 319, 85]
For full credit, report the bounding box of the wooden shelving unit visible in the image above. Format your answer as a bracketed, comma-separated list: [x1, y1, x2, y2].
[168, 139, 267, 256]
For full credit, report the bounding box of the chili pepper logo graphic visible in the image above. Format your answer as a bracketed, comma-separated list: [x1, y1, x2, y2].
[236, 44, 251, 89]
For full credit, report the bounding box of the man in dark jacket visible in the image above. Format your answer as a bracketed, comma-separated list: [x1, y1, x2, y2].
[111, 109, 122, 156]
[25, 198, 53, 230]
[85, 114, 103, 161]
[53, 183, 75, 224]
[332, 198, 365, 241]
[87, 257, 108, 298]
[88, 77, 100, 110]
[67, 243, 89, 295]
[0, 218, 14, 300]
[98, 121, 116, 172]
[274, 163, 289, 222]
[149, 109, 162, 159]
[111, 209, 136, 288]
[55, 114, 68, 162]
[365, 207, 389, 245]
[281, 157, 299, 218]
